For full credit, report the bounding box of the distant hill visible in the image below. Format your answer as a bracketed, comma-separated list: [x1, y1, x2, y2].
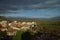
[0, 16, 7, 20]
[0, 16, 60, 20]
[5, 16, 38, 20]
[51, 16, 60, 20]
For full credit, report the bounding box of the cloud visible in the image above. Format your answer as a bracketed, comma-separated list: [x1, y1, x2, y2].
[0, 0, 60, 13]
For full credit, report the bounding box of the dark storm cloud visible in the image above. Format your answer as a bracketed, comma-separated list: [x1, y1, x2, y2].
[0, 0, 60, 13]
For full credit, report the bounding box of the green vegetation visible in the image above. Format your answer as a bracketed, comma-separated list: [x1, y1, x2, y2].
[13, 31, 23, 40]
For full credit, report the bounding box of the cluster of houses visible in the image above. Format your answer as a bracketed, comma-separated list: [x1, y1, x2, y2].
[0, 20, 38, 36]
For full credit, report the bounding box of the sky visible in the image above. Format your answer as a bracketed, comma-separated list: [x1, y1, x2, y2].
[0, 0, 60, 18]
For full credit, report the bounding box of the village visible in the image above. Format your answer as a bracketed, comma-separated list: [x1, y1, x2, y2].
[0, 20, 38, 36]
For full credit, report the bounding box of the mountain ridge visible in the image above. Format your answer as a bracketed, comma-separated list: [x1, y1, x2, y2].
[0, 16, 60, 20]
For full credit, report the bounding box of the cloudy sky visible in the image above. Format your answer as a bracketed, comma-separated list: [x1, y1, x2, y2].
[0, 0, 60, 18]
